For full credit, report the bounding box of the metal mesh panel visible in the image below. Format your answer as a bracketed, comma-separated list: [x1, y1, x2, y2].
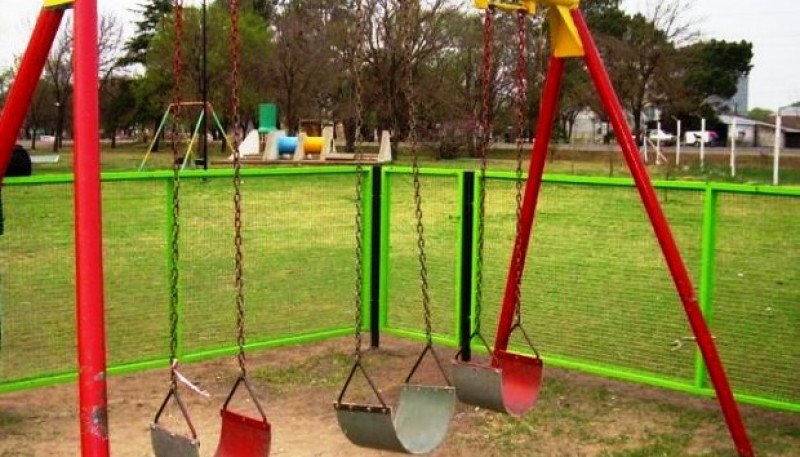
[385, 172, 460, 341]
[102, 180, 169, 366]
[481, 179, 703, 382]
[0, 183, 76, 382]
[179, 173, 356, 354]
[713, 193, 800, 403]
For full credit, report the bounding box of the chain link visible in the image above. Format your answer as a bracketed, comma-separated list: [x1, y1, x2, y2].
[513, 10, 528, 327]
[400, 1, 433, 345]
[474, 6, 494, 339]
[169, 0, 185, 389]
[230, 0, 246, 376]
[351, 0, 367, 359]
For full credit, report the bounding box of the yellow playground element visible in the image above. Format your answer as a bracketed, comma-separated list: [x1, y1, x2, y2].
[474, 0, 583, 58]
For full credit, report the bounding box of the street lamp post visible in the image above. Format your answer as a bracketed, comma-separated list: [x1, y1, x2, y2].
[202, 0, 208, 170]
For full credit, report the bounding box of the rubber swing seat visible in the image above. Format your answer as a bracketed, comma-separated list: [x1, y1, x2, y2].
[452, 349, 543, 417]
[335, 384, 456, 454]
[213, 409, 271, 457]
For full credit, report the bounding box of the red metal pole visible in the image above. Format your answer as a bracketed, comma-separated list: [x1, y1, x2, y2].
[494, 56, 565, 352]
[73, 0, 110, 456]
[0, 8, 64, 182]
[571, 9, 754, 457]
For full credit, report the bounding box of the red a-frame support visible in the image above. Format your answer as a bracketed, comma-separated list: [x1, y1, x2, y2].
[491, 3, 754, 457]
[0, 2, 110, 457]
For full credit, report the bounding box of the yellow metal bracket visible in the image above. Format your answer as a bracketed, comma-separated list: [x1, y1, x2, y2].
[474, 0, 584, 57]
[43, 0, 74, 9]
[474, 0, 538, 15]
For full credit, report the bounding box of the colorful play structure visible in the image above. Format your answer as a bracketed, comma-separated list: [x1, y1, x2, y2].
[252, 126, 392, 163]
[0, 1, 758, 456]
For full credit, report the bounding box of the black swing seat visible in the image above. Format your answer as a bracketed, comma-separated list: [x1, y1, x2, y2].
[452, 349, 543, 417]
[150, 423, 200, 457]
[335, 384, 456, 454]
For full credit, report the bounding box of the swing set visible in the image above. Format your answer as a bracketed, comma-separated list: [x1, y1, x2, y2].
[149, 2, 270, 457]
[137, 101, 235, 172]
[0, 0, 755, 456]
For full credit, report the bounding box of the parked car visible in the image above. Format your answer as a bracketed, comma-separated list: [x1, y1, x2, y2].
[647, 129, 675, 144]
[684, 130, 719, 146]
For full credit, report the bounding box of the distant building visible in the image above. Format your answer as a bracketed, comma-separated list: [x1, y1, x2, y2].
[719, 75, 750, 115]
[718, 114, 800, 148]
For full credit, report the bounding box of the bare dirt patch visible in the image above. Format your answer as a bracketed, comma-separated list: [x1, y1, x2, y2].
[1, 337, 798, 456]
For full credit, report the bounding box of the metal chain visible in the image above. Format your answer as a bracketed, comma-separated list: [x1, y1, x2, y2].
[351, 0, 366, 360]
[401, 1, 433, 345]
[230, 0, 246, 376]
[474, 6, 494, 339]
[513, 10, 528, 327]
[169, 0, 184, 389]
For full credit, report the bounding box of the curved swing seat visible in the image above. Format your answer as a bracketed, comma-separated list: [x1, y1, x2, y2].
[213, 409, 271, 457]
[453, 349, 542, 417]
[150, 424, 200, 457]
[335, 385, 456, 454]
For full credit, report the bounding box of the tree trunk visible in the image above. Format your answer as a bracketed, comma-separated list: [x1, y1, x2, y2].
[344, 117, 355, 152]
[152, 118, 161, 152]
[54, 105, 66, 153]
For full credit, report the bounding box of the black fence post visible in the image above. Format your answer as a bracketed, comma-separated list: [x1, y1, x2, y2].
[370, 166, 382, 348]
[459, 171, 476, 361]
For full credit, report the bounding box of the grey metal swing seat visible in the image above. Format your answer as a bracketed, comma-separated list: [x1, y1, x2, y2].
[151, 424, 200, 457]
[335, 384, 456, 454]
[150, 387, 200, 457]
[335, 343, 456, 455]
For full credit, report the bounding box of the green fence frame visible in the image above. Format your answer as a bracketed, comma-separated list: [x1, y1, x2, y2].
[1, 167, 798, 414]
[378, 167, 800, 414]
[0, 166, 371, 393]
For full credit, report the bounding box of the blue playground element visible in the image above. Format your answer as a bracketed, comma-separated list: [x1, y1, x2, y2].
[277, 136, 299, 155]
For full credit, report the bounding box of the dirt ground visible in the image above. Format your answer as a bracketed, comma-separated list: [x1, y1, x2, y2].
[1, 337, 798, 457]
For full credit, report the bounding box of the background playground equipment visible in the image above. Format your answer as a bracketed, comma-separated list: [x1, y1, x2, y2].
[259, 126, 392, 163]
[138, 102, 235, 172]
[258, 103, 279, 135]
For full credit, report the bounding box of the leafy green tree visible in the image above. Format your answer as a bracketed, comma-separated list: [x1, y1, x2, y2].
[137, 3, 274, 140]
[101, 77, 138, 148]
[657, 39, 752, 131]
[748, 107, 773, 123]
[121, 0, 172, 67]
[684, 40, 753, 101]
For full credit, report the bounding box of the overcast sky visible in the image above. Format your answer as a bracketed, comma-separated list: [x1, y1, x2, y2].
[0, 1, 798, 110]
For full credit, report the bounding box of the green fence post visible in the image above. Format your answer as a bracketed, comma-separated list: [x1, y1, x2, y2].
[378, 168, 392, 332]
[695, 185, 719, 389]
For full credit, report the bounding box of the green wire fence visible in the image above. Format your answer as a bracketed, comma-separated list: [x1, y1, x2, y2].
[0, 166, 797, 415]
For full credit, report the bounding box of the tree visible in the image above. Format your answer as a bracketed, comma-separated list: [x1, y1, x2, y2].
[748, 108, 773, 123]
[44, 15, 126, 151]
[102, 77, 137, 148]
[0, 67, 14, 107]
[656, 39, 752, 130]
[269, 0, 339, 133]
[120, 0, 172, 67]
[137, 3, 274, 137]
[596, 0, 697, 136]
